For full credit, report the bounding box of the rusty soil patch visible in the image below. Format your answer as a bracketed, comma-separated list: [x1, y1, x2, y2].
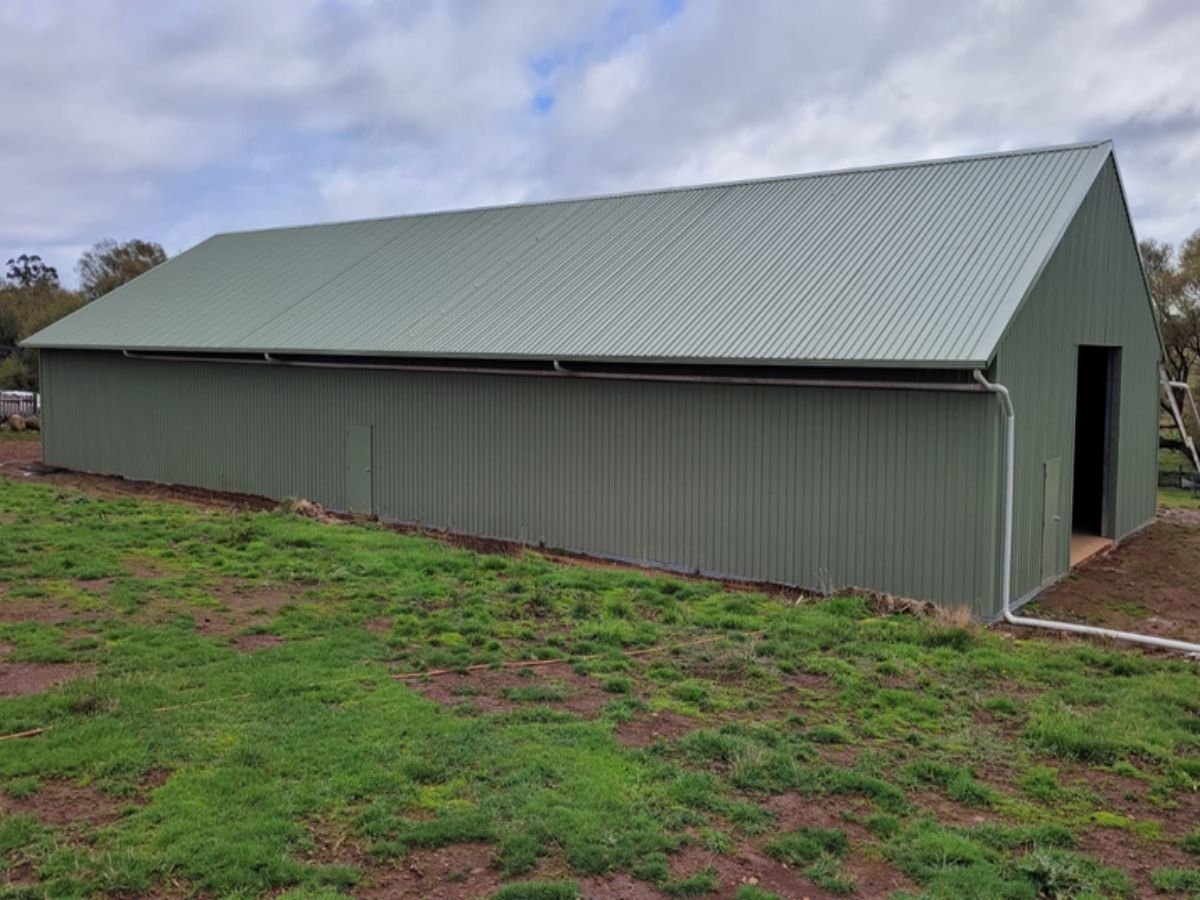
[230, 634, 285, 652]
[153, 582, 299, 643]
[759, 793, 918, 897]
[669, 841, 838, 900]
[406, 664, 611, 717]
[356, 843, 504, 899]
[70, 577, 114, 596]
[0, 596, 77, 625]
[0, 780, 122, 829]
[302, 826, 572, 900]
[0, 661, 89, 697]
[576, 871, 667, 899]
[615, 708, 704, 748]
[0, 438, 42, 470]
[1076, 822, 1198, 899]
[126, 559, 172, 580]
[1031, 520, 1200, 640]
[1160, 506, 1200, 526]
[363, 616, 391, 635]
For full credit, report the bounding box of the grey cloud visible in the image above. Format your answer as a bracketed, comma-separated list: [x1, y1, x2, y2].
[2, 0, 1198, 283]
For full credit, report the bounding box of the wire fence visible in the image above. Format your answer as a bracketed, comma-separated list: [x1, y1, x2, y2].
[1159, 467, 1199, 494]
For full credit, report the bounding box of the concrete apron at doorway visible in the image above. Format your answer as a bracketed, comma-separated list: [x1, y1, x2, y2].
[1069, 532, 1113, 568]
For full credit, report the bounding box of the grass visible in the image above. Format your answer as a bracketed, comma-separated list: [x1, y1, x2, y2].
[1159, 486, 1200, 510]
[0, 478, 1197, 897]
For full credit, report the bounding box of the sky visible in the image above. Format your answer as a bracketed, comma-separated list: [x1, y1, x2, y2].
[2, 0, 1199, 287]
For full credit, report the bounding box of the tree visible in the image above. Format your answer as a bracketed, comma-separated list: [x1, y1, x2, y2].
[0, 307, 20, 347]
[1141, 231, 1200, 456]
[4, 254, 59, 290]
[76, 238, 167, 302]
[0, 253, 85, 391]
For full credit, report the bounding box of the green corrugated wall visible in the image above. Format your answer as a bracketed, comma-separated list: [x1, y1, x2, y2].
[39, 351, 1003, 614]
[994, 158, 1161, 606]
[35, 158, 1161, 618]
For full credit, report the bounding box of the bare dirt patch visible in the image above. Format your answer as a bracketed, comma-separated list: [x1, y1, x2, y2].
[70, 577, 113, 595]
[779, 671, 833, 694]
[1160, 506, 1200, 526]
[230, 634, 285, 652]
[301, 828, 575, 900]
[357, 843, 501, 899]
[140, 768, 171, 791]
[907, 790, 997, 828]
[0, 661, 89, 697]
[812, 743, 858, 768]
[363, 616, 391, 635]
[0, 780, 121, 828]
[219, 586, 296, 617]
[406, 664, 611, 718]
[1055, 762, 1200, 842]
[759, 793, 920, 896]
[144, 582, 299, 642]
[0, 438, 41, 469]
[1076, 822, 1197, 900]
[615, 708, 703, 747]
[127, 560, 169, 580]
[668, 841, 836, 900]
[1032, 521, 1200, 641]
[0, 597, 76, 625]
[576, 872, 666, 898]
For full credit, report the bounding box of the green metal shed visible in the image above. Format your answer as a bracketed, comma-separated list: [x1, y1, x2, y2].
[24, 141, 1162, 618]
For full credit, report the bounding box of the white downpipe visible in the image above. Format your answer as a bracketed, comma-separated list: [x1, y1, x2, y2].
[973, 369, 1200, 654]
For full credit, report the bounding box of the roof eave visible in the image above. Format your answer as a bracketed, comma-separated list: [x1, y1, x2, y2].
[25, 342, 990, 371]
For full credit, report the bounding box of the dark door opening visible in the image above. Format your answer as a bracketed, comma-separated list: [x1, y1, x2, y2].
[1072, 346, 1119, 541]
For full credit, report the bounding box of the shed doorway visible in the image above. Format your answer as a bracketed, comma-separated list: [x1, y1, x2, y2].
[1070, 346, 1119, 566]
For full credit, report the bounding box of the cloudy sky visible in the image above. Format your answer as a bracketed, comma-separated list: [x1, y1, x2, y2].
[2, 0, 1198, 285]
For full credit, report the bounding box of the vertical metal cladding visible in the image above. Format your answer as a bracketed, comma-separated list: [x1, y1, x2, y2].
[40, 351, 1000, 614]
[994, 159, 1161, 604]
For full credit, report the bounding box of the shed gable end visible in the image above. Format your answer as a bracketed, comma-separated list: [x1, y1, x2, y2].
[994, 157, 1161, 605]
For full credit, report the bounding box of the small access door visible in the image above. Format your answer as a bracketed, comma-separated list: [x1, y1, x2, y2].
[345, 425, 374, 515]
[1041, 458, 1061, 584]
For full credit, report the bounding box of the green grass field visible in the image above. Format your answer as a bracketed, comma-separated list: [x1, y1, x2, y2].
[1, 478, 1199, 898]
[1159, 486, 1200, 510]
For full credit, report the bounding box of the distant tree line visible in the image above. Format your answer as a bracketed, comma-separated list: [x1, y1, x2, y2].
[1141, 230, 1200, 456]
[0, 239, 167, 390]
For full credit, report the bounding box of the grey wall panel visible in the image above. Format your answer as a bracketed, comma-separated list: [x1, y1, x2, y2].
[41, 351, 1000, 614]
[995, 159, 1161, 603]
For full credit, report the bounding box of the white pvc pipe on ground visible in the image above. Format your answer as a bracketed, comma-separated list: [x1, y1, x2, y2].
[972, 369, 1200, 655]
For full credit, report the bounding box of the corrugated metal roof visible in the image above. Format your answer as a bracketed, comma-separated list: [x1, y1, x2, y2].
[26, 141, 1115, 367]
